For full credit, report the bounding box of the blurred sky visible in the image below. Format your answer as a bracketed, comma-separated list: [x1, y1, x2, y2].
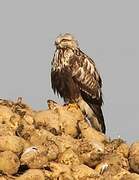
[0, 0, 139, 143]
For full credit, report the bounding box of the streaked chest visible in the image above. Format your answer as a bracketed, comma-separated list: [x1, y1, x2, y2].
[52, 49, 74, 71]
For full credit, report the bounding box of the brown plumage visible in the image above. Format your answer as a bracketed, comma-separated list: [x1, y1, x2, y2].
[51, 33, 106, 133]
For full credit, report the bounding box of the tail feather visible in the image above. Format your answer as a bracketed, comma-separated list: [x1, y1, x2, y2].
[77, 96, 106, 134]
[89, 103, 106, 134]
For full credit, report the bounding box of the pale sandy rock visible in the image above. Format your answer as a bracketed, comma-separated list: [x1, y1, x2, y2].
[0, 135, 24, 154]
[15, 169, 45, 180]
[0, 124, 15, 136]
[104, 139, 128, 156]
[0, 99, 138, 179]
[12, 98, 34, 118]
[48, 162, 73, 179]
[0, 105, 13, 124]
[0, 177, 13, 180]
[23, 114, 34, 125]
[15, 117, 35, 140]
[104, 153, 129, 170]
[35, 102, 83, 137]
[0, 105, 19, 134]
[120, 173, 139, 180]
[29, 129, 59, 161]
[95, 153, 129, 179]
[78, 139, 104, 168]
[34, 109, 60, 134]
[71, 164, 100, 179]
[46, 142, 59, 161]
[78, 120, 107, 143]
[116, 142, 129, 158]
[20, 145, 48, 169]
[56, 103, 83, 137]
[56, 134, 79, 153]
[0, 175, 16, 180]
[43, 170, 53, 179]
[129, 141, 139, 173]
[0, 151, 20, 175]
[8, 114, 21, 131]
[21, 138, 32, 150]
[0, 177, 7, 180]
[30, 129, 57, 146]
[97, 165, 129, 180]
[58, 148, 81, 166]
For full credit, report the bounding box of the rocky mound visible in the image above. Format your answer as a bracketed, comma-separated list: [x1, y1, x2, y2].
[0, 98, 139, 180]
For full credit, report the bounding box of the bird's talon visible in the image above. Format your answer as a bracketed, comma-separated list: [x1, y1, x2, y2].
[67, 103, 79, 110]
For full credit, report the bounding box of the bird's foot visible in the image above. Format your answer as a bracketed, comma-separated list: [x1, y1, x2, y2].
[67, 103, 79, 110]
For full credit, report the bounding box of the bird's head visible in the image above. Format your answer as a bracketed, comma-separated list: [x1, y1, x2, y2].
[55, 33, 78, 50]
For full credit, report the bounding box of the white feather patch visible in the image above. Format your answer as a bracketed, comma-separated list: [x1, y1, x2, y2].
[77, 67, 85, 80]
[84, 58, 95, 74]
[90, 63, 95, 74]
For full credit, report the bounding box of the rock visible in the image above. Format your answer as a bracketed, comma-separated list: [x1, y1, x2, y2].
[95, 152, 129, 179]
[0, 177, 7, 180]
[34, 109, 60, 135]
[116, 142, 129, 158]
[15, 117, 35, 140]
[16, 169, 45, 180]
[30, 129, 57, 146]
[58, 148, 81, 166]
[78, 139, 104, 168]
[102, 153, 129, 170]
[120, 173, 139, 180]
[0, 98, 139, 179]
[20, 145, 48, 169]
[56, 134, 79, 153]
[78, 120, 107, 143]
[0, 105, 14, 125]
[48, 162, 73, 179]
[0, 135, 24, 154]
[35, 102, 83, 137]
[0, 151, 20, 175]
[71, 164, 100, 179]
[129, 141, 139, 173]
[56, 103, 83, 137]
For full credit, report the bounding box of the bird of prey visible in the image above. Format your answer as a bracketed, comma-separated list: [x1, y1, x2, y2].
[51, 33, 106, 133]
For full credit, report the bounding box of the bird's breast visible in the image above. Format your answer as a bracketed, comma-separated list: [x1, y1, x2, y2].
[52, 49, 74, 71]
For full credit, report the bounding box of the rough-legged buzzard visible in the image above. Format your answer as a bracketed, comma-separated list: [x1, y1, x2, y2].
[51, 33, 106, 133]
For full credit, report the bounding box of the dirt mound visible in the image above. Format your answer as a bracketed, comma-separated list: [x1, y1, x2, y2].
[0, 98, 138, 180]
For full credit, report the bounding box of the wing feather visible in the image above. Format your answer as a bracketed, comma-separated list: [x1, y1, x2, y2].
[69, 49, 102, 104]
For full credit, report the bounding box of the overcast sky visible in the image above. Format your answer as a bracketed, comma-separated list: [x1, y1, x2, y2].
[0, 0, 139, 143]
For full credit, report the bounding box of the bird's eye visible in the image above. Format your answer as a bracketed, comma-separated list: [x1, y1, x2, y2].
[61, 39, 69, 42]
